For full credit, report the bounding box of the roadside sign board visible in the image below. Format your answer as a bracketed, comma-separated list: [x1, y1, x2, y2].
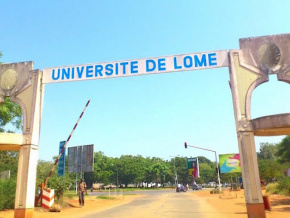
[57, 141, 66, 177]
[68, 144, 94, 173]
[42, 50, 229, 84]
[219, 153, 241, 173]
[82, 144, 94, 172]
[187, 157, 200, 178]
[68, 146, 77, 173]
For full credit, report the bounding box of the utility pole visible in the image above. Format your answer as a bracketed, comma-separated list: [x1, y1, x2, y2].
[170, 155, 179, 189]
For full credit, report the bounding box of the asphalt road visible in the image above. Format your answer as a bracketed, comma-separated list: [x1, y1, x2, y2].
[81, 189, 216, 218]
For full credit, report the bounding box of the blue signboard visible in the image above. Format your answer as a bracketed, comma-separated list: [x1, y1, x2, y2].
[58, 141, 66, 177]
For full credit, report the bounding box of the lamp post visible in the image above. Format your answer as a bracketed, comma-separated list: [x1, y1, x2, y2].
[170, 155, 179, 189]
[184, 142, 221, 191]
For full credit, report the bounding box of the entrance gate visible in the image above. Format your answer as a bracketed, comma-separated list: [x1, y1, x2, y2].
[0, 33, 289, 218]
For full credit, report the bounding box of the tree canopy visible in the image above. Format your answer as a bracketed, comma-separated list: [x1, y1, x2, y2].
[277, 135, 290, 163]
[0, 97, 22, 133]
[257, 142, 278, 160]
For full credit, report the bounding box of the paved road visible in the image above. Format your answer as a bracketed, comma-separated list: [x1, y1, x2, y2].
[82, 190, 217, 218]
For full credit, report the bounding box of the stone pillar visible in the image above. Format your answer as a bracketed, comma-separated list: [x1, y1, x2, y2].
[229, 34, 290, 217]
[14, 145, 38, 218]
[0, 62, 44, 218]
[238, 132, 265, 217]
[229, 50, 266, 218]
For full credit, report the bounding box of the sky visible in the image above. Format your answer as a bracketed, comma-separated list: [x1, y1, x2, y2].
[1, 0, 290, 162]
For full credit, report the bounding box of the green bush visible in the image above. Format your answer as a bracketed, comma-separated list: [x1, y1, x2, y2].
[49, 176, 70, 201]
[277, 177, 290, 196]
[266, 183, 280, 194]
[0, 178, 16, 210]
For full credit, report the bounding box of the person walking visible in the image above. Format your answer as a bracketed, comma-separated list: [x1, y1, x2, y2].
[78, 178, 87, 207]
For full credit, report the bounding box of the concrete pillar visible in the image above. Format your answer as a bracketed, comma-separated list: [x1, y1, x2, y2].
[229, 34, 290, 217]
[0, 62, 44, 218]
[14, 145, 38, 218]
[229, 50, 266, 218]
[238, 132, 264, 217]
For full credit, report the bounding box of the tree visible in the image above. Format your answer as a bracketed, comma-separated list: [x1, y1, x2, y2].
[0, 53, 22, 133]
[258, 159, 283, 182]
[118, 155, 139, 187]
[92, 151, 113, 185]
[0, 97, 22, 132]
[257, 142, 278, 160]
[277, 135, 290, 163]
[198, 156, 213, 166]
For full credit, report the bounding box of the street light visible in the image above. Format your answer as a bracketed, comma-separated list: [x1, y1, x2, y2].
[184, 142, 221, 192]
[111, 164, 119, 187]
[169, 155, 180, 188]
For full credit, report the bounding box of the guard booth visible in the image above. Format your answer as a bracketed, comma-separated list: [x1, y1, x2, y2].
[0, 33, 289, 218]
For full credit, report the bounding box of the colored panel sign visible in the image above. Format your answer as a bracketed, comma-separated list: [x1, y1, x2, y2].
[68, 144, 94, 173]
[42, 50, 229, 84]
[219, 153, 241, 173]
[187, 157, 199, 178]
[58, 141, 66, 177]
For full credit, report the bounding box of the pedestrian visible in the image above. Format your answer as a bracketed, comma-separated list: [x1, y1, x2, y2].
[78, 178, 87, 207]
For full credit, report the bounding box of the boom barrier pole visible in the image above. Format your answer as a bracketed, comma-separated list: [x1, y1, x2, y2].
[44, 99, 91, 187]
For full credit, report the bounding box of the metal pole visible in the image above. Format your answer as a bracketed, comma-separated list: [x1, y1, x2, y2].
[185, 143, 221, 191]
[117, 167, 119, 188]
[75, 173, 78, 194]
[214, 151, 221, 192]
[174, 157, 176, 187]
[170, 155, 179, 188]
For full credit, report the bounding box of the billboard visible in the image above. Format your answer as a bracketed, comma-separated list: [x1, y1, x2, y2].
[68, 144, 94, 173]
[58, 141, 66, 177]
[187, 157, 199, 178]
[219, 153, 241, 173]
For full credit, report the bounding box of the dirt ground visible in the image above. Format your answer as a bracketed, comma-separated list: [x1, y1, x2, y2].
[0, 194, 141, 218]
[0, 189, 290, 218]
[193, 189, 290, 218]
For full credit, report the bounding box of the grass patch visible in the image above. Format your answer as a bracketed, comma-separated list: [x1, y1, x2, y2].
[266, 179, 290, 196]
[96, 195, 116, 200]
[266, 183, 280, 194]
[210, 188, 223, 194]
[64, 192, 78, 199]
[123, 193, 136, 196]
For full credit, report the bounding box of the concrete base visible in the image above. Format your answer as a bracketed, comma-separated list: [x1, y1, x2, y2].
[14, 208, 34, 218]
[246, 203, 265, 218]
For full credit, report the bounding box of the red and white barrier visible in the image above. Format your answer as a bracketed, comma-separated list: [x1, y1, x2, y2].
[42, 189, 54, 209]
[44, 99, 90, 187]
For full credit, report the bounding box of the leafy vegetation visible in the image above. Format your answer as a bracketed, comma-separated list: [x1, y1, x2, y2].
[0, 178, 16, 210]
[96, 195, 116, 200]
[0, 97, 22, 133]
[0, 68, 22, 210]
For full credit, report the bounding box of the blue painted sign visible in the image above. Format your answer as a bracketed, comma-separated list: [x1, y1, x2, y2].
[58, 141, 66, 177]
[42, 50, 228, 84]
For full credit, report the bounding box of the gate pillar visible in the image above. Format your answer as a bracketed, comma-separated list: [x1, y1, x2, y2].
[0, 62, 44, 218]
[229, 34, 290, 218]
